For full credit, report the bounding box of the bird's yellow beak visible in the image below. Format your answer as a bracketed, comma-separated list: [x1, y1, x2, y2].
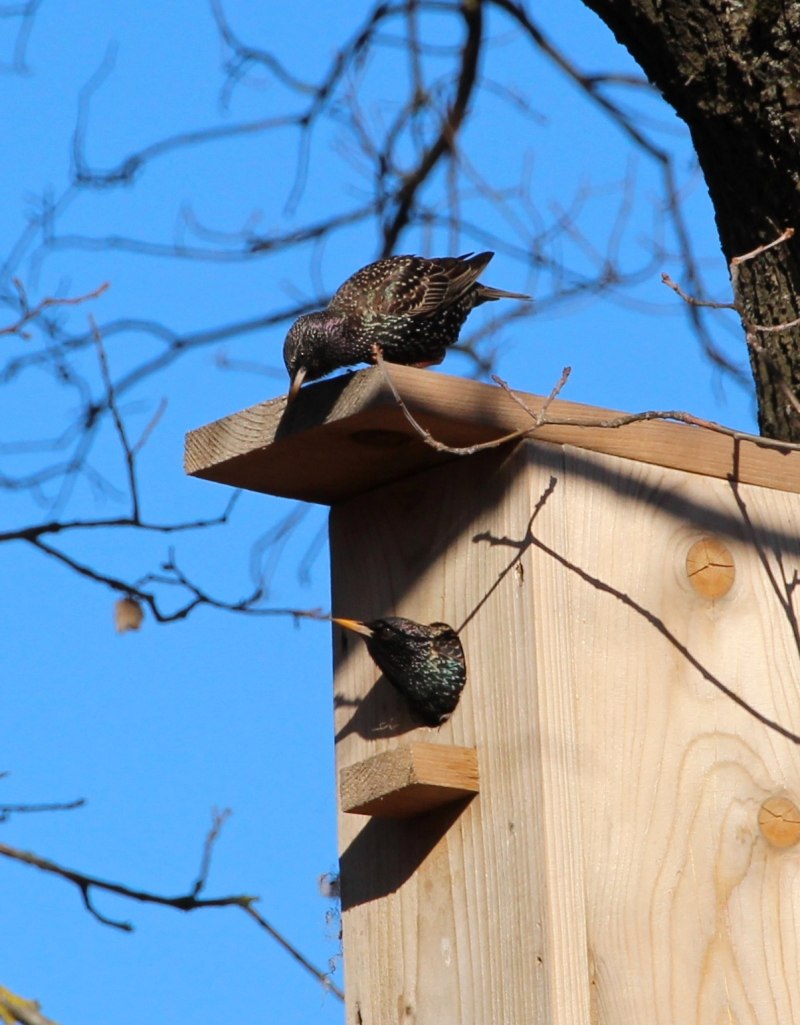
[332, 617, 374, 638]
[287, 365, 308, 404]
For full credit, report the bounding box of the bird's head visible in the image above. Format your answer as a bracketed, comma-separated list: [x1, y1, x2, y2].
[333, 616, 466, 726]
[333, 616, 457, 653]
[283, 312, 346, 402]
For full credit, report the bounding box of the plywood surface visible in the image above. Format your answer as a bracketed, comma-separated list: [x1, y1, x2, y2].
[185, 364, 800, 505]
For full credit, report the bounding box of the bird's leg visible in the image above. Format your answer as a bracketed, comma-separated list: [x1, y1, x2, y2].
[371, 341, 443, 369]
[410, 349, 446, 368]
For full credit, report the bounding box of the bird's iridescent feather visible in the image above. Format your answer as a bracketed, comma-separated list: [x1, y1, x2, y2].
[284, 251, 530, 398]
[335, 615, 467, 726]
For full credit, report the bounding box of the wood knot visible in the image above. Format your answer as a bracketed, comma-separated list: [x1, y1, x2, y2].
[685, 537, 735, 599]
[758, 797, 800, 848]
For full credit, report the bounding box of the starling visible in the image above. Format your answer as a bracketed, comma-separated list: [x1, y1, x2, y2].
[333, 616, 467, 726]
[284, 251, 531, 400]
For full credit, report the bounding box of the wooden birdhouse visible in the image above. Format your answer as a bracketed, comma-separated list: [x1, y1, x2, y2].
[185, 365, 800, 1024]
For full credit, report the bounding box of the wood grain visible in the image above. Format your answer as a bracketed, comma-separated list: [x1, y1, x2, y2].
[184, 365, 800, 504]
[340, 743, 479, 818]
[330, 437, 800, 1024]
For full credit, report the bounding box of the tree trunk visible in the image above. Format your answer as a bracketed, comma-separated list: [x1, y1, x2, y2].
[581, 0, 800, 441]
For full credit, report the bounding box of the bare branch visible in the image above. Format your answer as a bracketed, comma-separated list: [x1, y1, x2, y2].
[131, 397, 167, 456]
[0, 826, 343, 1000]
[660, 272, 735, 311]
[375, 349, 532, 454]
[730, 227, 796, 268]
[25, 532, 327, 624]
[90, 318, 139, 519]
[730, 229, 800, 334]
[0, 0, 43, 75]
[0, 839, 253, 931]
[381, 0, 483, 253]
[0, 798, 85, 823]
[664, 228, 800, 417]
[1, 495, 241, 543]
[487, 0, 748, 384]
[242, 904, 344, 1000]
[663, 229, 799, 332]
[191, 808, 232, 898]
[210, 0, 316, 99]
[0, 281, 109, 338]
[492, 366, 572, 426]
[379, 356, 800, 460]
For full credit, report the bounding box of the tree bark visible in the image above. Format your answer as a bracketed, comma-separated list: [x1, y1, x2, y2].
[582, 0, 800, 441]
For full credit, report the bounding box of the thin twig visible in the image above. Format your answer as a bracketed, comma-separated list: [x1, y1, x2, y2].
[90, 317, 139, 519]
[192, 808, 232, 897]
[663, 228, 799, 335]
[492, 366, 572, 425]
[0, 281, 109, 338]
[661, 273, 735, 311]
[0, 840, 255, 931]
[730, 227, 795, 267]
[132, 397, 168, 456]
[380, 357, 800, 459]
[664, 227, 800, 420]
[0, 822, 343, 1001]
[0, 797, 85, 822]
[375, 351, 531, 454]
[381, 0, 483, 252]
[1, 494, 240, 543]
[242, 904, 344, 1000]
[26, 533, 327, 624]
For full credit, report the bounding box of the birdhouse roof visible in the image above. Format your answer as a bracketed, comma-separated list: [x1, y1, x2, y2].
[184, 365, 800, 505]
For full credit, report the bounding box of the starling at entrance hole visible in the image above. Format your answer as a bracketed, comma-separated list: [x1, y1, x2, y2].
[334, 616, 467, 727]
[284, 251, 530, 400]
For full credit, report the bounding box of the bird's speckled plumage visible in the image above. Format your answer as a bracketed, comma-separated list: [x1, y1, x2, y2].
[284, 251, 530, 398]
[333, 616, 467, 726]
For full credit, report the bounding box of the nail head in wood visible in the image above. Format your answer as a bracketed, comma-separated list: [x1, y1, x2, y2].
[758, 796, 800, 848]
[685, 537, 735, 598]
[340, 742, 479, 819]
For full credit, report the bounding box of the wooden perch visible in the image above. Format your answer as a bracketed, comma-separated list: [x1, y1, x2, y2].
[340, 742, 479, 818]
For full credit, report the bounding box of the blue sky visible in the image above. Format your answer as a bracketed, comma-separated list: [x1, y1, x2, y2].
[1, 2, 755, 1023]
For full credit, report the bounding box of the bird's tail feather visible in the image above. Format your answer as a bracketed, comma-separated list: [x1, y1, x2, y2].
[476, 286, 532, 303]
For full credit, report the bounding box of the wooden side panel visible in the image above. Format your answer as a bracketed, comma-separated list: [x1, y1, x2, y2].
[330, 444, 588, 1025]
[554, 444, 800, 1025]
[330, 438, 800, 1024]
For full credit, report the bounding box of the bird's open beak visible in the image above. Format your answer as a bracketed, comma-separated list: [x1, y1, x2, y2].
[333, 617, 374, 638]
[286, 365, 308, 404]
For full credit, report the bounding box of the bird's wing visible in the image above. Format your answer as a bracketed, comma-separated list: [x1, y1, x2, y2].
[401, 254, 492, 317]
[330, 253, 493, 318]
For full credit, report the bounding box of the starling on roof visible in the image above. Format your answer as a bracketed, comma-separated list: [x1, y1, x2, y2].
[334, 615, 467, 726]
[284, 251, 531, 400]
